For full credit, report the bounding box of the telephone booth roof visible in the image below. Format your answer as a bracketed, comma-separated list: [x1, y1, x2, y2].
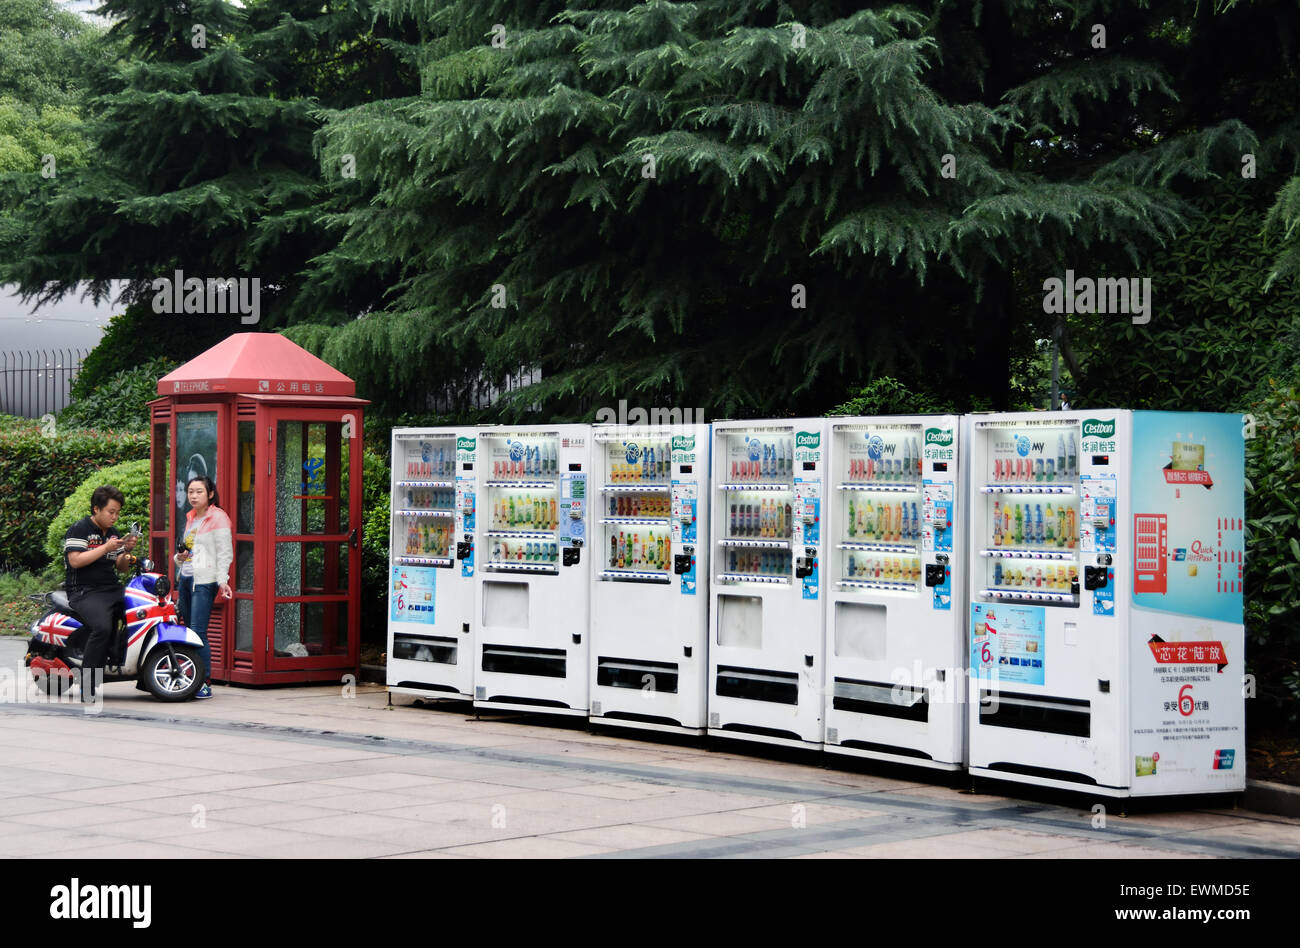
[156, 332, 356, 397]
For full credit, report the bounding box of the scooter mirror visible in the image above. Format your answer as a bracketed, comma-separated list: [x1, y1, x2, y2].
[138, 558, 154, 573]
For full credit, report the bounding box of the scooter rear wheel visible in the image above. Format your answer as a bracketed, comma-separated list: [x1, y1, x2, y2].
[141, 644, 204, 702]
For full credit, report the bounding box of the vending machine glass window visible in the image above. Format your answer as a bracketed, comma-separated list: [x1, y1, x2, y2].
[482, 433, 561, 574]
[393, 435, 458, 568]
[714, 429, 795, 587]
[599, 436, 674, 583]
[976, 425, 1082, 607]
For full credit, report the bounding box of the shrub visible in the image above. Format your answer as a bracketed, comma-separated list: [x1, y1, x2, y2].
[59, 356, 178, 431]
[360, 448, 391, 646]
[1244, 373, 1300, 729]
[43, 458, 151, 566]
[0, 418, 148, 572]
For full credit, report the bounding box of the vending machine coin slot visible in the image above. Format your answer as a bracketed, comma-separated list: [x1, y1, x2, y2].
[674, 553, 692, 575]
[925, 564, 947, 587]
[1084, 566, 1108, 590]
[563, 547, 581, 566]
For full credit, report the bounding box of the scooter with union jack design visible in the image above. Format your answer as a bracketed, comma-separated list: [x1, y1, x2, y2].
[24, 536, 206, 701]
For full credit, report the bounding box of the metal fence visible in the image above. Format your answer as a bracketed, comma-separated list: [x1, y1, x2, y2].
[0, 349, 89, 419]
[429, 365, 542, 414]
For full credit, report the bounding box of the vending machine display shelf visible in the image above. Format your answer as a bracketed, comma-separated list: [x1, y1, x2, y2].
[838, 541, 918, 554]
[838, 578, 917, 592]
[601, 517, 671, 526]
[396, 479, 456, 489]
[486, 529, 555, 539]
[600, 568, 671, 584]
[980, 484, 1074, 495]
[719, 482, 792, 491]
[980, 587, 1077, 604]
[715, 572, 790, 585]
[981, 548, 1075, 560]
[396, 508, 455, 518]
[395, 555, 453, 567]
[484, 562, 559, 574]
[485, 480, 556, 490]
[836, 482, 921, 493]
[718, 537, 792, 549]
[603, 483, 670, 492]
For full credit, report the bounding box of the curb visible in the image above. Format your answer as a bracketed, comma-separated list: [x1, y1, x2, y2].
[1244, 778, 1300, 819]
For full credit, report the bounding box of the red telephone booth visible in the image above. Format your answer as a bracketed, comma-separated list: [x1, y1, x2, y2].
[148, 333, 368, 685]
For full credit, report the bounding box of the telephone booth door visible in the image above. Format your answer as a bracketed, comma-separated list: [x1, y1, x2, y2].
[256, 407, 362, 674]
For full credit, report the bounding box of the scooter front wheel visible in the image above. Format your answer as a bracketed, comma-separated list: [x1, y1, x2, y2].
[141, 644, 203, 702]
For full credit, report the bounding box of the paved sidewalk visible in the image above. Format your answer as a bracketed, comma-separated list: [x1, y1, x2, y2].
[0, 643, 1296, 858]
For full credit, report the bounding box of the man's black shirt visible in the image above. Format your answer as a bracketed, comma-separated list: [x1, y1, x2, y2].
[64, 516, 124, 592]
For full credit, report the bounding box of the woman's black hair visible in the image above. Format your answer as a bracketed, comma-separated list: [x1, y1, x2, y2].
[186, 475, 219, 509]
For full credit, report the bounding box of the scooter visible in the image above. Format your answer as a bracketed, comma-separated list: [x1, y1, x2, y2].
[24, 528, 207, 701]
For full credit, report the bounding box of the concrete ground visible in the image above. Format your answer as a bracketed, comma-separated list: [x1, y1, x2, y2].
[1, 639, 1297, 859]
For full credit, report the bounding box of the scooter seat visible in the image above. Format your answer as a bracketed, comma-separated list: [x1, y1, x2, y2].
[49, 590, 75, 616]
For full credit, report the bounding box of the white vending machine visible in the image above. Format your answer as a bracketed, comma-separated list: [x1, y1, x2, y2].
[823, 416, 966, 769]
[387, 428, 479, 699]
[589, 424, 711, 734]
[474, 425, 592, 716]
[966, 411, 1245, 796]
[708, 420, 827, 748]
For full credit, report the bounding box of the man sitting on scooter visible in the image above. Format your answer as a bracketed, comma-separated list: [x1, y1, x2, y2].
[63, 485, 138, 698]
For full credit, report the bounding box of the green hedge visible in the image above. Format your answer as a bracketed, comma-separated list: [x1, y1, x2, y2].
[43, 458, 151, 567]
[360, 448, 391, 646]
[0, 416, 149, 573]
[1244, 374, 1300, 727]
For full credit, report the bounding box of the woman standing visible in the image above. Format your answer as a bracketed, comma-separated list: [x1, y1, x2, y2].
[175, 476, 233, 700]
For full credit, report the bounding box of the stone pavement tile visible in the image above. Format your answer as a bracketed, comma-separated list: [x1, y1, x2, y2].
[315, 771, 446, 792]
[115, 791, 269, 816]
[361, 799, 601, 838]
[217, 801, 363, 826]
[159, 825, 329, 856]
[146, 773, 284, 793]
[47, 784, 198, 806]
[8, 803, 165, 829]
[220, 781, 363, 804]
[1020, 842, 1215, 859]
[836, 836, 1014, 858]
[1118, 811, 1251, 831]
[0, 772, 122, 795]
[643, 812, 785, 837]
[70, 840, 241, 858]
[1185, 820, 1300, 848]
[731, 801, 888, 825]
[84, 813, 251, 842]
[298, 790, 438, 813]
[0, 793, 97, 817]
[564, 781, 682, 801]
[377, 851, 478, 859]
[271, 811, 436, 839]
[876, 783, 985, 802]
[462, 768, 614, 791]
[543, 823, 716, 852]
[0, 819, 53, 837]
[924, 828, 1092, 854]
[36, 761, 221, 783]
[0, 829, 126, 858]
[788, 850, 862, 858]
[440, 837, 612, 859]
[262, 746, 394, 764]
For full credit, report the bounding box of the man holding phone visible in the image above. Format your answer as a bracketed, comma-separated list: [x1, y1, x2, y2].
[63, 485, 138, 699]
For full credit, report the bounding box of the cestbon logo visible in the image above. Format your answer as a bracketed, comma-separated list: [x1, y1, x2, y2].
[1015, 435, 1031, 457]
[924, 428, 953, 446]
[1083, 418, 1116, 438]
[796, 431, 820, 449]
[624, 443, 641, 464]
[508, 440, 524, 461]
[456, 437, 475, 452]
[671, 435, 695, 452]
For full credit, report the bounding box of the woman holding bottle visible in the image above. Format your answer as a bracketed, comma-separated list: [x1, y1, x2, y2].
[174, 476, 233, 700]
